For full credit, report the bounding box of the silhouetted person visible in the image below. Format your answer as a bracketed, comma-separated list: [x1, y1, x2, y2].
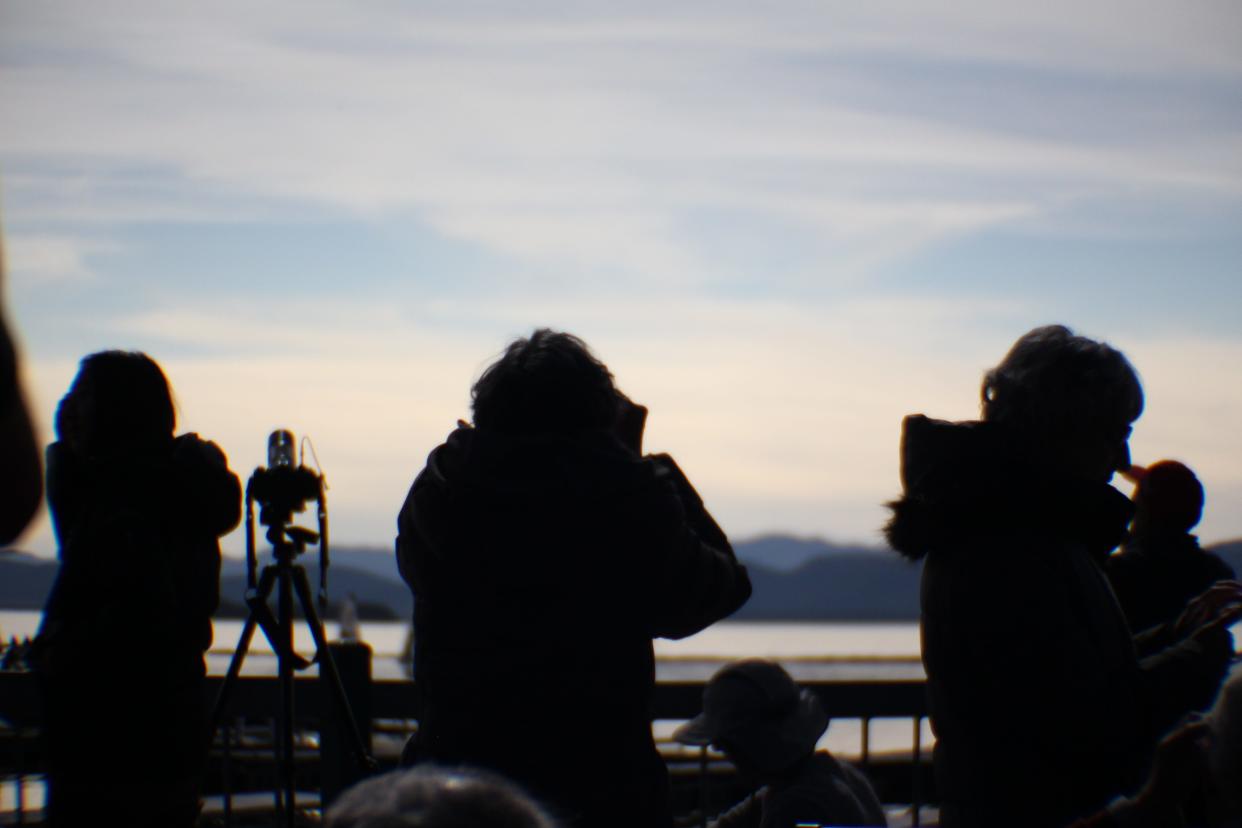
[1109, 460, 1236, 635]
[885, 325, 1241, 828]
[396, 329, 751, 828]
[326, 765, 560, 828]
[0, 238, 42, 544]
[674, 659, 886, 828]
[34, 350, 241, 828]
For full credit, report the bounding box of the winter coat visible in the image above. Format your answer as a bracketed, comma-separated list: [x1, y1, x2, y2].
[36, 433, 240, 826]
[885, 415, 1230, 828]
[396, 425, 752, 828]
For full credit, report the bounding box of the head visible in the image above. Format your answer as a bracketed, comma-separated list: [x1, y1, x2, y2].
[471, 329, 619, 436]
[55, 350, 175, 456]
[324, 765, 558, 828]
[673, 659, 828, 780]
[981, 325, 1143, 482]
[1130, 460, 1204, 537]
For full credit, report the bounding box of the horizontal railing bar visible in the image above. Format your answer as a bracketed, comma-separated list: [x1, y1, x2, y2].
[0, 672, 926, 727]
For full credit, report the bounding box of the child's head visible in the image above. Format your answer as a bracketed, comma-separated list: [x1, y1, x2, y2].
[56, 350, 174, 455]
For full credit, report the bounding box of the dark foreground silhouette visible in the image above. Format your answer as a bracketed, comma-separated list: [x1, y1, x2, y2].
[326, 764, 559, 828]
[396, 329, 751, 828]
[0, 241, 42, 545]
[886, 325, 1242, 828]
[33, 350, 241, 828]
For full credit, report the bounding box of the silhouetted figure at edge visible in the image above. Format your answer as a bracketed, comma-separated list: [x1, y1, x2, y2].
[884, 325, 1242, 828]
[0, 239, 42, 544]
[674, 659, 886, 828]
[1108, 460, 1236, 638]
[396, 329, 752, 828]
[34, 351, 241, 828]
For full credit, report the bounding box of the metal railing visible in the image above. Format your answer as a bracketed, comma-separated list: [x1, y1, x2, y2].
[0, 666, 930, 825]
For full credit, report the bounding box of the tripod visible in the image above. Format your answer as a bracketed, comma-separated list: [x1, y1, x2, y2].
[209, 468, 375, 828]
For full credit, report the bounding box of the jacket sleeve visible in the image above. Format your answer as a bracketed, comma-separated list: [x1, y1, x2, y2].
[172, 434, 242, 537]
[639, 453, 751, 640]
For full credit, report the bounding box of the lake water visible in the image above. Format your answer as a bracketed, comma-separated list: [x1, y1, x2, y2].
[0, 610, 924, 680]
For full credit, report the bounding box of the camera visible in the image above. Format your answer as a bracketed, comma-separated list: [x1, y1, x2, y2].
[247, 429, 323, 551]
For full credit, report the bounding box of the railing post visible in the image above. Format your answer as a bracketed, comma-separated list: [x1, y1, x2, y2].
[912, 716, 922, 828]
[15, 726, 25, 827]
[222, 719, 233, 828]
[860, 717, 870, 767]
[319, 641, 373, 807]
[698, 745, 709, 828]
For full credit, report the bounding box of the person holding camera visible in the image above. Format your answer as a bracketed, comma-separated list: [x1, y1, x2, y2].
[35, 350, 241, 828]
[396, 329, 752, 828]
[884, 326, 1241, 828]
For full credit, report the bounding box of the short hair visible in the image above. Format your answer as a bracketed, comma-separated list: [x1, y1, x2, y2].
[981, 325, 1143, 441]
[55, 350, 175, 453]
[471, 329, 618, 435]
[1134, 460, 1204, 533]
[324, 765, 559, 828]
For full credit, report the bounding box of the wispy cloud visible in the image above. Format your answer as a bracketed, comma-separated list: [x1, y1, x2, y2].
[5, 2, 1240, 289]
[4, 233, 121, 285]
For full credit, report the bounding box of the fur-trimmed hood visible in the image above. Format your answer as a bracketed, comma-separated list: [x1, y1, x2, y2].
[884, 414, 1133, 563]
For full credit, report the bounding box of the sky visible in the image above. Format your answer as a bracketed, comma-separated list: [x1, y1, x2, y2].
[3, 1, 1242, 558]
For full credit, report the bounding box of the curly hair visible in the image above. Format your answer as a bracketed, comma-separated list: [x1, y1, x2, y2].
[981, 325, 1143, 443]
[471, 329, 618, 435]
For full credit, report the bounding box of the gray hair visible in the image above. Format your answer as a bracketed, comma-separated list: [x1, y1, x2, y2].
[325, 765, 559, 828]
[981, 325, 1143, 442]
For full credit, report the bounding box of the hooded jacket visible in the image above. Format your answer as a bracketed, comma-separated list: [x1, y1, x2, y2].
[396, 425, 751, 828]
[886, 415, 1228, 828]
[40, 433, 241, 681]
[36, 432, 241, 822]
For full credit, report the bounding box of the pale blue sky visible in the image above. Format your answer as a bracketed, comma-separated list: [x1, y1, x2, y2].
[3, 1, 1241, 556]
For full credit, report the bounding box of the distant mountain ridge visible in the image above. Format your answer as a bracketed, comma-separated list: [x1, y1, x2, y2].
[5, 536, 1242, 622]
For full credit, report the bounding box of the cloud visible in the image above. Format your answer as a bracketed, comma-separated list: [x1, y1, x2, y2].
[3, 233, 120, 285]
[4, 1, 1240, 290]
[7, 2, 1242, 554]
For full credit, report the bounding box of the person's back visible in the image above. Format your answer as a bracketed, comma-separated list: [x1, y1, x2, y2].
[710, 753, 884, 828]
[397, 330, 751, 827]
[35, 351, 241, 828]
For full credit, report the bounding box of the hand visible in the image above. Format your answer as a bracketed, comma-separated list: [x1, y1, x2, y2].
[614, 392, 647, 456]
[1174, 581, 1242, 639]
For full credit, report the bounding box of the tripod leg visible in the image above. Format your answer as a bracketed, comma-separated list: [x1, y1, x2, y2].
[291, 565, 378, 773]
[278, 564, 297, 828]
[208, 564, 280, 743]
